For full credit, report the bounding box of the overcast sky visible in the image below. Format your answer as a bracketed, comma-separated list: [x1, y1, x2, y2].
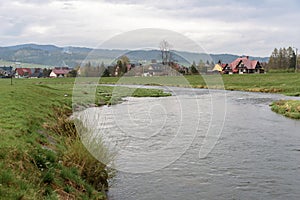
[0, 0, 299, 56]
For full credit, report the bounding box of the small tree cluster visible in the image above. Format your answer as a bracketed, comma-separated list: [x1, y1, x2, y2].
[43, 68, 52, 77]
[116, 56, 130, 76]
[268, 47, 296, 70]
[189, 60, 214, 75]
[190, 61, 199, 74]
[80, 62, 107, 77]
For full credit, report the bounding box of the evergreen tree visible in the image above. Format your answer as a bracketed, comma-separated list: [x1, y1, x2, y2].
[198, 60, 206, 73]
[116, 60, 123, 76]
[282, 48, 288, 69]
[272, 48, 279, 69]
[190, 61, 198, 74]
[287, 47, 296, 69]
[68, 69, 78, 77]
[102, 68, 110, 77]
[43, 68, 52, 77]
[84, 61, 92, 77]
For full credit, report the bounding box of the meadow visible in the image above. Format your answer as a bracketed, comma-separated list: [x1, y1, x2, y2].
[0, 60, 48, 69]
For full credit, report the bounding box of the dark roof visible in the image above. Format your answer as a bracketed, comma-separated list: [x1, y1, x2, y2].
[0, 66, 13, 71]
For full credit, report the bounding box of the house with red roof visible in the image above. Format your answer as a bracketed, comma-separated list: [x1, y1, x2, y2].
[50, 67, 71, 77]
[224, 56, 264, 74]
[15, 68, 32, 78]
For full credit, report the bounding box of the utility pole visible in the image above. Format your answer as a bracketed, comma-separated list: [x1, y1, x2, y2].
[10, 66, 13, 85]
[293, 47, 298, 72]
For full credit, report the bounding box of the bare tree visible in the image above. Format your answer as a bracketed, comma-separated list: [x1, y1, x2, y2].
[159, 40, 172, 65]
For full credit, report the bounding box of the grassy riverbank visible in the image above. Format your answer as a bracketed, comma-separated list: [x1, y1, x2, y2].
[0, 78, 171, 199]
[98, 73, 300, 119]
[270, 100, 300, 119]
[99, 73, 300, 96]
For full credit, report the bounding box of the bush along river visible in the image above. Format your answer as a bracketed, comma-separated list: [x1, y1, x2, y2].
[76, 86, 300, 200]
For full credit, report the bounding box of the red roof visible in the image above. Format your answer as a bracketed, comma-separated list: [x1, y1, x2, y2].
[221, 63, 228, 68]
[229, 57, 259, 70]
[15, 68, 32, 76]
[52, 69, 70, 75]
[251, 60, 258, 68]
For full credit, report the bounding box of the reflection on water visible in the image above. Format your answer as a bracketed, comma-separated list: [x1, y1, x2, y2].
[78, 88, 300, 200]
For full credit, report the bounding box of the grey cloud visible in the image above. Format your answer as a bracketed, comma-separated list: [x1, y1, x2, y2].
[100, 28, 203, 53]
[13, 0, 53, 4]
[13, 0, 76, 4]
[100, 0, 299, 23]
[0, 0, 299, 56]
[3, 22, 28, 36]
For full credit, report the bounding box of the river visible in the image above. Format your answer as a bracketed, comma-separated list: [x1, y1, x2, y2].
[77, 87, 300, 200]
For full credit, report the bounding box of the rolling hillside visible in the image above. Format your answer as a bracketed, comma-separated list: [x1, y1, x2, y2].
[0, 44, 269, 68]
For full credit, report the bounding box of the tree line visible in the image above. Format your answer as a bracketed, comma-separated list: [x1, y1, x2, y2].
[267, 47, 297, 70]
[78, 62, 108, 77]
[190, 60, 215, 74]
[78, 56, 131, 77]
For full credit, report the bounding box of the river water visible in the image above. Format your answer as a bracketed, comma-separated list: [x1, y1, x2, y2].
[77, 87, 300, 200]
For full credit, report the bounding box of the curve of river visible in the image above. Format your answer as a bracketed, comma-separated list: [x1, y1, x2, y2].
[77, 87, 300, 200]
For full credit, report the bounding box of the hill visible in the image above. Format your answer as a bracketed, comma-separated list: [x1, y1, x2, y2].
[0, 44, 269, 68]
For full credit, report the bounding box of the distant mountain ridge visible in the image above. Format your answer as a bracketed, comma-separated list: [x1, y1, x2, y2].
[0, 44, 269, 67]
[5, 43, 61, 52]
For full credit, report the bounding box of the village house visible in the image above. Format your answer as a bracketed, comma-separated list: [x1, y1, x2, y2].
[14, 68, 47, 78]
[49, 67, 71, 78]
[141, 61, 188, 77]
[212, 63, 228, 74]
[144, 63, 164, 76]
[30, 68, 44, 78]
[15, 68, 32, 78]
[224, 56, 264, 74]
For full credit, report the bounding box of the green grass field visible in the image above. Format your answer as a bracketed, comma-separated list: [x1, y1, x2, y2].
[0, 60, 50, 68]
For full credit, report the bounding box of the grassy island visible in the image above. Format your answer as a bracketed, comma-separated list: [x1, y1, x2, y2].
[270, 100, 300, 119]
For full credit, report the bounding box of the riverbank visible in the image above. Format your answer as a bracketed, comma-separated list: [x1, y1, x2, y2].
[0, 78, 171, 199]
[270, 100, 300, 119]
[98, 73, 300, 119]
[99, 73, 300, 96]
